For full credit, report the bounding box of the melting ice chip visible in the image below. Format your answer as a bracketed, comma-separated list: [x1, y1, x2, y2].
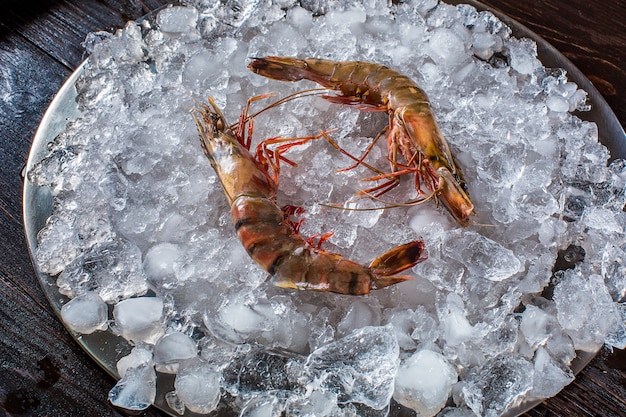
[285, 389, 341, 416]
[142, 242, 183, 288]
[239, 395, 285, 417]
[108, 363, 156, 411]
[156, 6, 198, 34]
[337, 299, 381, 336]
[520, 305, 558, 349]
[60, 291, 108, 334]
[117, 345, 153, 378]
[508, 38, 541, 75]
[530, 347, 574, 398]
[440, 293, 476, 346]
[301, 325, 399, 410]
[394, 349, 458, 416]
[462, 355, 534, 417]
[113, 297, 164, 344]
[426, 28, 468, 66]
[443, 230, 521, 281]
[174, 358, 221, 414]
[553, 267, 618, 351]
[471, 31, 501, 60]
[153, 331, 198, 373]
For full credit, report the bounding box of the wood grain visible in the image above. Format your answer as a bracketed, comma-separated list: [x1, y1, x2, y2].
[0, 1, 624, 416]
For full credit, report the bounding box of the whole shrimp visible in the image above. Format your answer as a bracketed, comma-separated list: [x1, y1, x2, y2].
[248, 57, 475, 227]
[192, 97, 427, 295]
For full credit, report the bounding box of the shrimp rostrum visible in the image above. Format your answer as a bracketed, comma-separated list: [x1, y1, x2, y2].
[192, 97, 427, 295]
[248, 57, 475, 227]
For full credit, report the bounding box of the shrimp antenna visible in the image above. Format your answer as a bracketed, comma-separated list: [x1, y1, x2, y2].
[320, 188, 438, 212]
[228, 88, 330, 130]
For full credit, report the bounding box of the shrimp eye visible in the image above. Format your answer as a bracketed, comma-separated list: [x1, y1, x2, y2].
[209, 113, 225, 131]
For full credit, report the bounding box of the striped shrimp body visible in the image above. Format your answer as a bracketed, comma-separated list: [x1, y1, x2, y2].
[248, 57, 475, 227]
[192, 98, 427, 295]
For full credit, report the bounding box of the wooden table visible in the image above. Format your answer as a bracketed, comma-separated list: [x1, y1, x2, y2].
[1, 1, 624, 416]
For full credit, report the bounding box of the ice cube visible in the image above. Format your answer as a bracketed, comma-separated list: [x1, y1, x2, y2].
[583, 206, 623, 234]
[108, 363, 156, 411]
[116, 345, 153, 378]
[285, 389, 340, 417]
[56, 237, 148, 303]
[174, 358, 221, 414]
[142, 242, 183, 288]
[153, 331, 198, 373]
[508, 38, 541, 75]
[240, 394, 286, 417]
[553, 267, 618, 351]
[345, 198, 384, 228]
[471, 31, 499, 60]
[601, 242, 626, 302]
[113, 297, 164, 344]
[302, 325, 399, 410]
[222, 347, 296, 395]
[462, 355, 534, 417]
[337, 299, 381, 336]
[439, 293, 476, 346]
[427, 28, 468, 67]
[530, 347, 574, 398]
[546, 95, 570, 113]
[156, 6, 199, 34]
[520, 305, 558, 350]
[605, 302, 626, 350]
[394, 349, 458, 416]
[60, 291, 108, 334]
[443, 230, 521, 282]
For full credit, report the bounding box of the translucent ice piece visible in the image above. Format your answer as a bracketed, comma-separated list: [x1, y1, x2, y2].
[462, 355, 534, 417]
[56, 237, 148, 303]
[108, 363, 156, 411]
[156, 6, 199, 34]
[222, 347, 297, 396]
[601, 243, 626, 302]
[60, 291, 108, 334]
[427, 28, 468, 66]
[116, 345, 153, 378]
[153, 331, 198, 374]
[142, 242, 183, 288]
[443, 230, 521, 282]
[605, 302, 626, 350]
[302, 325, 399, 410]
[113, 297, 164, 344]
[520, 305, 559, 350]
[530, 347, 574, 398]
[508, 38, 541, 75]
[553, 267, 618, 351]
[174, 358, 221, 414]
[394, 349, 458, 416]
[337, 299, 381, 336]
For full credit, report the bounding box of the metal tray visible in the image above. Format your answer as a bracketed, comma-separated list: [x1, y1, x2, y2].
[22, 1, 626, 416]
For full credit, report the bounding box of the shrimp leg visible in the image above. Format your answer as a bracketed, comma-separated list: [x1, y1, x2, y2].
[249, 57, 476, 227]
[193, 97, 428, 295]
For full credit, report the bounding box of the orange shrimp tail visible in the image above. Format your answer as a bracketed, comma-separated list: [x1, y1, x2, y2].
[248, 56, 309, 82]
[369, 240, 427, 276]
[369, 274, 414, 291]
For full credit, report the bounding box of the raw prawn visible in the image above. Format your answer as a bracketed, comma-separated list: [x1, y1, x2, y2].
[192, 97, 427, 295]
[248, 57, 475, 227]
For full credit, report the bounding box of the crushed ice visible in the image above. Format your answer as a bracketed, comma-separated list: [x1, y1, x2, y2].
[27, 0, 626, 415]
